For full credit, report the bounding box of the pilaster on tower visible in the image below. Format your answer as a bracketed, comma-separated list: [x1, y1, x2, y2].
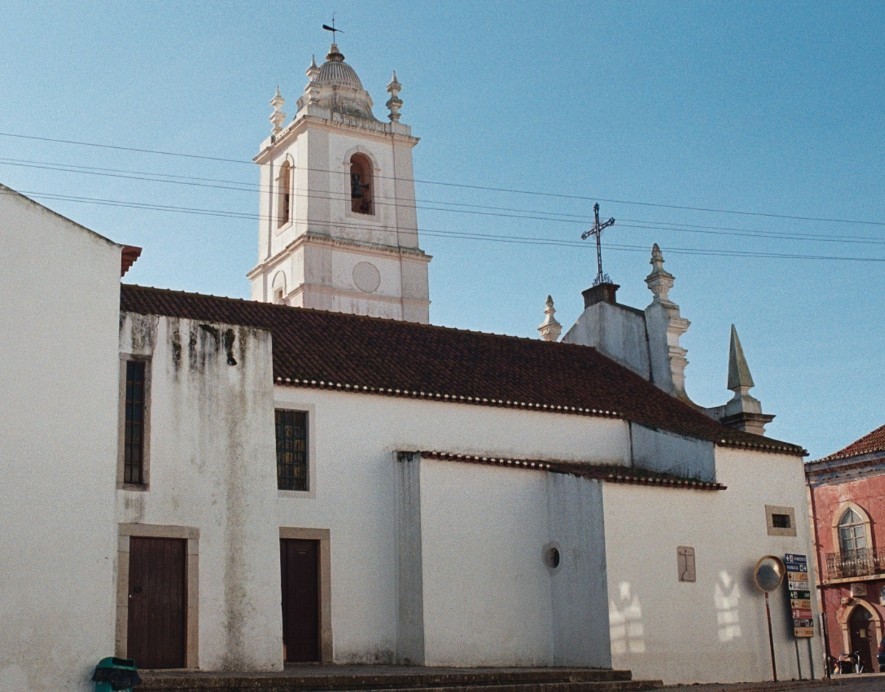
[248, 42, 431, 323]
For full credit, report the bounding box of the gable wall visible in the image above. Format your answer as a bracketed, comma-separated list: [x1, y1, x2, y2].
[0, 193, 121, 691]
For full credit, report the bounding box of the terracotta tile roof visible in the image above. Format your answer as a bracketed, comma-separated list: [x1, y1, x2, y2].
[412, 451, 727, 490]
[815, 424, 885, 463]
[121, 245, 141, 277]
[120, 284, 804, 456]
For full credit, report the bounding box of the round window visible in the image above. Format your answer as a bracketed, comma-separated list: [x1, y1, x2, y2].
[544, 544, 561, 570]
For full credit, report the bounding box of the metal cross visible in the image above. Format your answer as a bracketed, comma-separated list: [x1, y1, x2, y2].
[580, 203, 616, 286]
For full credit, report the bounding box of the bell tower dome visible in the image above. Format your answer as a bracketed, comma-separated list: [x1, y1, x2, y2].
[248, 43, 431, 323]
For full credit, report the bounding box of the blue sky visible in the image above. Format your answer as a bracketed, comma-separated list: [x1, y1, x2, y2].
[1, 1, 882, 459]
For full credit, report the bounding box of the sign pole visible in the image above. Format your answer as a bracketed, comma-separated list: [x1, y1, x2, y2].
[765, 591, 778, 681]
[754, 556, 786, 683]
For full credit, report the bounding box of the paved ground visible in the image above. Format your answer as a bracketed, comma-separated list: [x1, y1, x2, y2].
[661, 672, 885, 691]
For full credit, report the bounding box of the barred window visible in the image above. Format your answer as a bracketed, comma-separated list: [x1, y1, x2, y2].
[276, 410, 308, 491]
[124, 360, 147, 485]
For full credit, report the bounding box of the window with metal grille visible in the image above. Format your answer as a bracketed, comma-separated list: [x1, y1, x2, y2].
[124, 360, 146, 485]
[771, 513, 792, 529]
[276, 409, 308, 491]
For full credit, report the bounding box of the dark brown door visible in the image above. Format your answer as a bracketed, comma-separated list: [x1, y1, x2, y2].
[128, 537, 187, 669]
[280, 539, 320, 662]
[848, 606, 874, 672]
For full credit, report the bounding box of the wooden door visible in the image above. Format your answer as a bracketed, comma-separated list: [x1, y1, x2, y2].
[280, 539, 320, 662]
[848, 606, 874, 672]
[128, 537, 187, 669]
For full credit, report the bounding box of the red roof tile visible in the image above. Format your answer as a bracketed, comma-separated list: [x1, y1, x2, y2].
[816, 424, 885, 462]
[121, 245, 141, 277]
[415, 451, 727, 490]
[120, 284, 804, 456]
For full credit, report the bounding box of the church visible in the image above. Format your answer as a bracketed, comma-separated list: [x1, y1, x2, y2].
[1, 41, 821, 690]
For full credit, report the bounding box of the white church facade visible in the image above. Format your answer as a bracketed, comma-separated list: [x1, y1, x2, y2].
[1, 42, 822, 691]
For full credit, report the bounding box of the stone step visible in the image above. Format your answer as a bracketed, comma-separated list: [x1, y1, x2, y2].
[138, 666, 664, 691]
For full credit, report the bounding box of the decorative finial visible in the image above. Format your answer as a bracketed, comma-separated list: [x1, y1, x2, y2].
[538, 295, 562, 342]
[720, 325, 774, 435]
[727, 325, 755, 392]
[386, 71, 403, 122]
[269, 86, 286, 134]
[645, 243, 675, 304]
[580, 203, 616, 286]
[307, 55, 319, 80]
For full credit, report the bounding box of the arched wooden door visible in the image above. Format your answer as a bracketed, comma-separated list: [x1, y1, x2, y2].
[848, 605, 874, 672]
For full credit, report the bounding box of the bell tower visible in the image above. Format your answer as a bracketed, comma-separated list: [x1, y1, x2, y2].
[248, 43, 431, 323]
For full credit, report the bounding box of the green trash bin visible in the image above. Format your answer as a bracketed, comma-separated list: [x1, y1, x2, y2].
[92, 657, 141, 691]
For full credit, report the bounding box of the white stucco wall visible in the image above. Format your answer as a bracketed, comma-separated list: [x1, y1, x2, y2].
[0, 190, 122, 691]
[420, 460, 554, 665]
[274, 388, 630, 664]
[630, 423, 716, 482]
[563, 302, 651, 380]
[603, 446, 821, 684]
[118, 314, 282, 671]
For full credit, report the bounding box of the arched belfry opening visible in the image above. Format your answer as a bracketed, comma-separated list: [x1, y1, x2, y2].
[349, 154, 373, 215]
[277, 161, 292, 227]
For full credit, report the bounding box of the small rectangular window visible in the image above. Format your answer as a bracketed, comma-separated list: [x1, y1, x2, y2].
[276, 409, 308, 491]
[765, 505, 797, 537]
[124, 360, 147, 485]
[772, 514, 792, 529]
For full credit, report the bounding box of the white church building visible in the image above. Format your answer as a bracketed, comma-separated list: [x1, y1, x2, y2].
[1, 42, 822, 690]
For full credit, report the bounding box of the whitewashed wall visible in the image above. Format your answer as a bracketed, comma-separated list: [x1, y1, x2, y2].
[274, 387, 628, 664]
[603, 446, 821, 684]
[0, 190, 122, 691]
[118, 314, 282, 671]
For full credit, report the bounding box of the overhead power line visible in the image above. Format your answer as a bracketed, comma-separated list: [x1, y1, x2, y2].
[5, 187, 881, 264]
[1, 130, 883, 227]
[1, 156, 882, 249]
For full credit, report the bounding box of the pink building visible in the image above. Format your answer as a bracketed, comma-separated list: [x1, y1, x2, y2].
[806, 424, 885, 672]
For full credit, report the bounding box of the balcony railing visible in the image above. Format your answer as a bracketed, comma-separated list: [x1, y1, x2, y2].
[825, 547, 885, 580]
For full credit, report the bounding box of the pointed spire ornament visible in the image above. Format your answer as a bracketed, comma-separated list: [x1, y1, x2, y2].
[306, 55, 319, 81]
[537, 295, 562, 342]
[269, 86, 286, 135]
[727, 324, 755, 392]
[386, 71, 403, 122]
[719, 325, 774, 436]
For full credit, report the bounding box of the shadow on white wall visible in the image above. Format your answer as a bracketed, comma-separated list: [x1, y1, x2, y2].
[610, 581, 646, 655]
